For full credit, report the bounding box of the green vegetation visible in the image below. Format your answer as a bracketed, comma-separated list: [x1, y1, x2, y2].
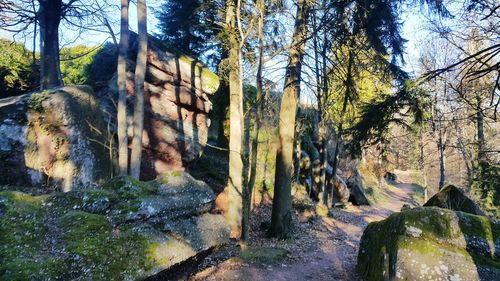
[0, 177, 200, 280]
[0, 39, 38, 98]
[471, 162, 500, 219]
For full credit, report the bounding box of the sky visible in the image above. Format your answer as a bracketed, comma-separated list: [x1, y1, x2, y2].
[0, 1, 434, 98]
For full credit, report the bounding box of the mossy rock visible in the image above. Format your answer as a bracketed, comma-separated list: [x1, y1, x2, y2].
[0, 86, 112, 193]
[0, 173, 229, 280]
[424, 185, 485, 216]
[357, 207, 500, 281]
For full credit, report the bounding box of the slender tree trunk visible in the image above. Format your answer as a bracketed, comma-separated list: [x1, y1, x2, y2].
[438, 129, 446, 189]
[318, 30, 328, 205]
[312, 11, 325, 204]
[117, 0, 130, 175]
[476, 95, 485, 163]
[130, 0, 148, 179]
[269, 0, 310, 238]
[328, 49, 353, 206]
[222, 0, 244, 236]
[38, 0, 63, 89]
[242, 0, 265, 243]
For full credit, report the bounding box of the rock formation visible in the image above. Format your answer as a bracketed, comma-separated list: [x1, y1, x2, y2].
[357, 207, 499, 281]
[100, 33, 219, 180]
[0, 86, 112, 192]
[0, 172, 229, 279]
[424, 185, 485, 216]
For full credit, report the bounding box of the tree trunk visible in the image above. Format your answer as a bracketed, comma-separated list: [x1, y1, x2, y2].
[318, 29, 328, 206]
[38, 0, 63, 89]
[438, 129, 446, 189]
[269, 0, 310, 238]
[117, 0, 130, 175]
[130, 0, 148, 179]
[476, 95, 485, 163]
[242, 0, 265, 243]
[222, 0, 244, 237]
[328, 48, 353, 206]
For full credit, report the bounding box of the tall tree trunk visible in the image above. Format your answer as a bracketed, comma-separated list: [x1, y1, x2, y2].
[476, 94, 485, 163]
[312, 10, 325, 204]
[269, 0, 310, 238]
[328, 49, 353, 206]
[242, 0, 265, 243]
[38, 0, 63, 89]
[222, 0, 244, 236]
[117, 0, 130, 175]
[318, 29, 328, 205]
[438, 129, 446, 189]
[130, 0, 148, 179]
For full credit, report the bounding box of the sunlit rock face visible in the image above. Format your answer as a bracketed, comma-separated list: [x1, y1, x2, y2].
[357, 207, 500, 281]
[99, 33, 220, 180]
[424, 185, 486, 216]
[0, 172, 230, 280]
[0, 86, 112, 192]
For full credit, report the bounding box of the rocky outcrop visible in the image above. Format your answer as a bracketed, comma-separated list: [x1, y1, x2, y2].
[99, 34, 219, 180]
[0, 172, 229, 280]
[329, 172, 350, 204]
[424, 185, 485, 216]
[346, 171, 371, 206]
[357, 207, 500, 281]
[0, 86, 112, 193]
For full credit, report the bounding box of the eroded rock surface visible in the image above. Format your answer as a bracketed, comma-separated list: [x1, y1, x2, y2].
[0, 86, 111, 192]
[98, 33, 219, 180]
[357, 207, 500, 281]
[0, 172, 229, 280]
[424, 185, 485, 216]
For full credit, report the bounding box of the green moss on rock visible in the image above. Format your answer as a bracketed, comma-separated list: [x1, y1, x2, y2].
[357, 207, 500, 281]
[0, 174, 229, 280]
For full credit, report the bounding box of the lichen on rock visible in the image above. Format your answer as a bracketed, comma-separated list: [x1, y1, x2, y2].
[0, 86, 112, 193]
[357, 207, 500, 281]
[0, 173, 229, 280]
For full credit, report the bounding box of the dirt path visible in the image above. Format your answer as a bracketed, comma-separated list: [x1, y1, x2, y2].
[187, 173, 421, 281]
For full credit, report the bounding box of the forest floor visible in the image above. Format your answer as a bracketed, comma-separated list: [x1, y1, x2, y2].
[171, 170, 422, 281]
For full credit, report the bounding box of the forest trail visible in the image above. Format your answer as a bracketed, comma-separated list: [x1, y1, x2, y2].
[186, 171, 422, 281]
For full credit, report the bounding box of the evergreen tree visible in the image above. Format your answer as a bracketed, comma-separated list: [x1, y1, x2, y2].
[155, 0, 220, 60]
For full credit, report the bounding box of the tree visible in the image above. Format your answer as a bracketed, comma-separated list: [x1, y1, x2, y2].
[155, 0, 220, 60]
[117, 0, 129, 176]
[220, 0, 245, 237]
[269, 0, 311, 238]
[38, 0, 63, 89]
[0, 0, 118, 89]
[130, 0, 148, 179]
[0, 39, 38, 98]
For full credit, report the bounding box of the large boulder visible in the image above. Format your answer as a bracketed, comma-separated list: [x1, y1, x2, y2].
[0, 172, 229, 280]
[98, 33, 219, 180]
[357, 207, 500, 281]
[346, 171, 370, 206]
[329, 174, 350, 204]
[0, 86, 112, 193]
[424, 185, 485, 216]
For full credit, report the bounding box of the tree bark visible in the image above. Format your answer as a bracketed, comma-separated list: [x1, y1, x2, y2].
[242, 0, 265, 243]
[38, 0, 63, 89]
[438, 129, 446, 189]
[130, 0, 148, 179]
[476, 94, 485, 163]
[222, 0, 244, 236]
[117, 0, 130, 175]
[269, 0, 310, 238]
